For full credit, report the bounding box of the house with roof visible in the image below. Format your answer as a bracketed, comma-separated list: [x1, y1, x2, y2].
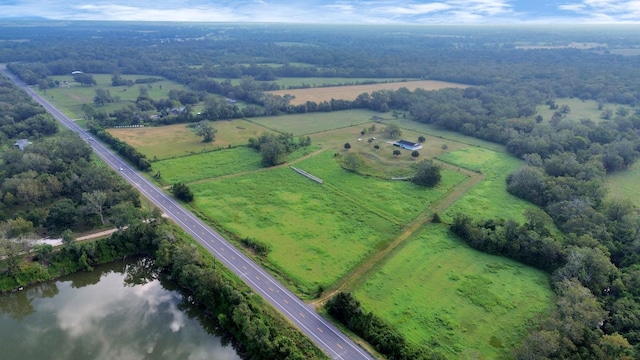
[14, 139, 31, 151]
[393, 139, 422, 151]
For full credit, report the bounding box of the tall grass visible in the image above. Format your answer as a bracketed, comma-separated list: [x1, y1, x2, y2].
[355, 224, 553, 359]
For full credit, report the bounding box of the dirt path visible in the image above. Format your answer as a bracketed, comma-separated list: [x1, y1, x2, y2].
[312, 167, 485, 306]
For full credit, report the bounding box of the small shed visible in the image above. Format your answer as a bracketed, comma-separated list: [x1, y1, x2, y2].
[393, 139, 422, 151]
[14, 139, 31, 151]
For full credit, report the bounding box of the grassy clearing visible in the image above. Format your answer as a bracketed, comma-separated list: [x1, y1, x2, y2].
[190, 167, 401, 294]
[247, 109, 380, 136]
[108, 119, 271, 159]
[152, 147, 263, 184]
[535, 97, 633, 124]
[438, 147, 533, 223]
[45, 74, 188, 118]
[606, 161, 640, 204]
[355, 224, 553, 360]
[268, 80, 469, 105]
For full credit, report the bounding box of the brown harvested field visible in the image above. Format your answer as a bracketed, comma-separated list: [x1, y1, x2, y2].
[268, 80, 469, 105]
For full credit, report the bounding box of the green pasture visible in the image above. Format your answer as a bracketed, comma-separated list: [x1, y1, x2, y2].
[438, 147, 533, 223]
[190, 167, 401, 295]
[535, 97, 632, 124]
[295, 151, 468, 223]
[108, 119, 272, 160]
[385, 118, 507, 153]
[45, 74, 189, 118]
[152, 147, 263, 184]
[355, 224, 553, 359]
[606, 161, 640, 204]
[247, 109, 381, 136]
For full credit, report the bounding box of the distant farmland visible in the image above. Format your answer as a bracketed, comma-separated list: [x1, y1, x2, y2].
[268, 80, 469, 105]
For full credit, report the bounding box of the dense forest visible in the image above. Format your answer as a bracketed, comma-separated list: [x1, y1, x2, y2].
[3, 21, 640, 358]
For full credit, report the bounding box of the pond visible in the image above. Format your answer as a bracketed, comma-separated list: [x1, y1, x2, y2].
[0, 259, 241, 360]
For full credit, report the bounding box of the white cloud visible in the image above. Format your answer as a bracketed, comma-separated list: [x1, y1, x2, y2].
[559, 0, 640, 22]
[1, 0, 640, 23]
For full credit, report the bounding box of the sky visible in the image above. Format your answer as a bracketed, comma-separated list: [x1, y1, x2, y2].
[1, 0, 640, 24]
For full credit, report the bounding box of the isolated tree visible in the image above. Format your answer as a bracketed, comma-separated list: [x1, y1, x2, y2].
[393, 149, 401, 157]
[411, 150, 420, 159]
[195, 121, 217, 143]
[441, 143, 448, 151]
[373, 144, 380, 151]
[418, 135, 426, 143]
[367, 138, 374, 144]
[172, 182, 194, 202]
[82, 190, 108, 224]
[344, 153, 365, 173]
[385, 123, 402, 138]
[344, 142, 351, 150]
[412, 159, 441, 187]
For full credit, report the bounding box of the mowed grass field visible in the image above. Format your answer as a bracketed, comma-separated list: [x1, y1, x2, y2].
[190, 151, 467, 294]
[108, 119, 271, 159]
[355, 224, 553, 360]
[268, 80, 469, 105]
[248, 109, 379, 136]
[438, 147, 533, 223]
[606, 161, 640, 204]
[46, 74, 189, 119]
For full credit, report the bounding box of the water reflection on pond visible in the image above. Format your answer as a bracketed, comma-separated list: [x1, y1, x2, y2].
[0, 259, 241, 360]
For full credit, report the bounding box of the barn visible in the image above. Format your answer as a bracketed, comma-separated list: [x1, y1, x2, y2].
[393, 139, 422, 151]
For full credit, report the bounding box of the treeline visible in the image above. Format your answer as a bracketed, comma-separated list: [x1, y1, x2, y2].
[155, 226, 327, 360]
[326, 292, 442, 359]
[87, 123, 152, 171]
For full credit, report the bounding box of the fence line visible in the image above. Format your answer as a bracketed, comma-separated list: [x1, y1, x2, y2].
[290, 166, 323, 184]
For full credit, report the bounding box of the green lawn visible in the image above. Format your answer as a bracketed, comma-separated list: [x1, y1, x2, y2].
[190, 167, 401, 295]
[247, 109, 382, 136]
[438, 147, 533, 223]
[355, 224, 553, 360]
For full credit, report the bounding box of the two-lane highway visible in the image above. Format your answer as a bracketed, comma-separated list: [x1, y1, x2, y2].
[2, 67, 376, 360]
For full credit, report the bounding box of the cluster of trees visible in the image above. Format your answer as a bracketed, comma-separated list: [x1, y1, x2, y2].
[0, 75, 58, 142]
[87, 123, 152, 171]
[248, 132, 311, 166]
[327, 292, 440, 359]
[0, 133, 140, 232]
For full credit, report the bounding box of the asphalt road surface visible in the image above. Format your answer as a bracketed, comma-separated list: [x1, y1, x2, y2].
[2, 67, 376, 360]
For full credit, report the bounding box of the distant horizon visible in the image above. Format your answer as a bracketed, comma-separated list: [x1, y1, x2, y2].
[1, 1, 640, 25]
